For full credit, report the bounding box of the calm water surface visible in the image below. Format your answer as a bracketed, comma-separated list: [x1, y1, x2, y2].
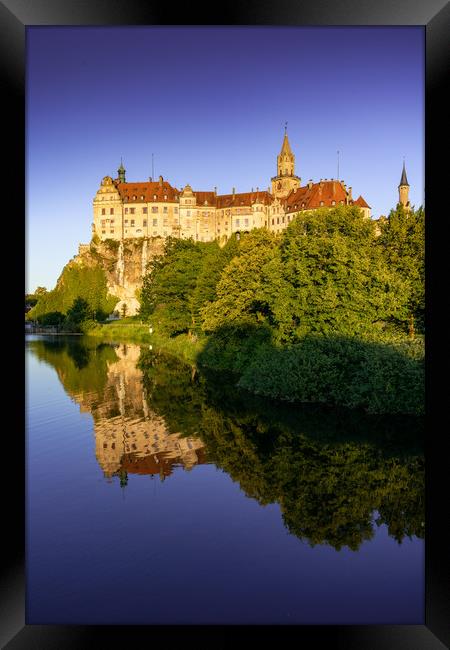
[26, 335, 424, 624]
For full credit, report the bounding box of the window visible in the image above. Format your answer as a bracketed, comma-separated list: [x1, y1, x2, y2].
[136, 229, 142, 233]
[244, 218, 249, 227]
[153, 194, 157, 200]
[130, 208, 135, 214]
[131, 220, 135, 226]
[272, 218, 274, 225]
[101, 208, 105, 215]
[110, 230, 114, 234]
[143, 207, 148, 214]
[332, 200, 336, 206]
[174, 208, 178, 214]
[152, 206, 158, 213]
[153, 231, 157, 236]
[277, 217, 280, 224]
[187, 210, 190, 217]
[143, 220, 147, 226]
[101, 220, 105, 225]
[140, 195, 144, 200]
[125, 208, 128, 214]
[282, 216, 285, 223]
[153, 219, 158, 226]
[163, 207, 168, 213]
[235, 219, 240, 227]
[102, 230, 106, 234]
[164, 195, 167, 200]
[125, 220, 128, 224]
[110, 208, 114, 215]
[132, 195, 136, 200]
[110, 219, 114, 224]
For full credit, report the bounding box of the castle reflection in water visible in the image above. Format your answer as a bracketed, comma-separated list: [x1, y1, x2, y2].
[73, 343, 207, 482]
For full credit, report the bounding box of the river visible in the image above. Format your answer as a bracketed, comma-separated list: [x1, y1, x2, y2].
[25, 335, 424, 624]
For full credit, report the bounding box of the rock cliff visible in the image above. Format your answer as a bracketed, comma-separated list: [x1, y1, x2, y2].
[76, 237, 165, 316]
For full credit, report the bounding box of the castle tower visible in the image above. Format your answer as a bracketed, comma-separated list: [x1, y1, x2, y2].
[398, 161, 410, 210]
[271, 125, 301, 199]
[118, 159, 126, 183]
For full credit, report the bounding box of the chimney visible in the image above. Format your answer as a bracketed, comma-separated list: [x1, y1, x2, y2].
[214, 186, 217, 195]
[256, 186, 259, 192]
[308, 180, 313, 189]
[348, 186, 352, 199]
[149, 177, 152, 182]
[232, 187, 235, 196]
[159, 175, 163, 187]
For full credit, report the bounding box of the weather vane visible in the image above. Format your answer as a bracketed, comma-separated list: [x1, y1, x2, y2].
[284, 121, 288, 134]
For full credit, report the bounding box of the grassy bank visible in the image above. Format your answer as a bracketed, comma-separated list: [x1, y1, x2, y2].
[86, 319, 204, 365]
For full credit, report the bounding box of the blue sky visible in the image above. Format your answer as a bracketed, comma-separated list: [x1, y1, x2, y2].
[26, 26, 424, 292]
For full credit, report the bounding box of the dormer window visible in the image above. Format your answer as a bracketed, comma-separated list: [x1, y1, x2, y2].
[153, 195, 157, 200]
[132, 195, 137, 200]
[332, 200, 336, 206]
[164, 195, 167, 200]
[140, 195, 144, 200]
[320, 201, 324, 206]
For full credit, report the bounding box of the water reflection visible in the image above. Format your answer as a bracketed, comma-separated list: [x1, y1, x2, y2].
[27, 337, 424, 551]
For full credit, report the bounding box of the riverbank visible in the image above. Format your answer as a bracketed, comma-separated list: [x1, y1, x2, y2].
[85, 320, 204, 365]
[85, 320, 424, 417]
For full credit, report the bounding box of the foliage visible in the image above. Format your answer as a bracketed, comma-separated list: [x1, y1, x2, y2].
[27, 263, 119, 325]
[103, 238, 120, 252]
[35, 311, 65, 329]
[201, 229, 278, 332]
[377, 204, 425, 334]
[202, 207, 410, 342]
[139, 237, 220, 335]
[137, 349, 424, 550]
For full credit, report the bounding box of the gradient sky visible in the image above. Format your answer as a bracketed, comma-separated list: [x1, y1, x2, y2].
[26, 26, 424, 292]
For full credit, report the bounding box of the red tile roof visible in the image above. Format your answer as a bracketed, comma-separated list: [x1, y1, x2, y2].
[216, 191, 273, 209]
[194, 191, 216, 206]
[116, 181, 180, 203]
[354, 195, 370, 208]
[284, 180, 348, 211]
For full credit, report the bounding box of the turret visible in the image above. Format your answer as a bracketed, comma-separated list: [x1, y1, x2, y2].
[271, 125, 301, 198]
[118, 159, 126, 183]
[398, 161, 410, 210]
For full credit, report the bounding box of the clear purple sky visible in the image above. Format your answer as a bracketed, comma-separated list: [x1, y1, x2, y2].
[26, 26, 424, 292]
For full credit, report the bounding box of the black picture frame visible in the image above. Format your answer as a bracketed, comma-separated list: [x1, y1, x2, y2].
[4, 1, 449, 647]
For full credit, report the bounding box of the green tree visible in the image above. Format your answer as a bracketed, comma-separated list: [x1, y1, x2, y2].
[139, 237, 215, 335]
[27, 264, 118, 323]
[378, 204, 425, 336]
[201, 229, 278, 332]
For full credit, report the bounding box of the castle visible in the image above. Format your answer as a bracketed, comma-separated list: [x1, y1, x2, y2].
[92, 131, 410, 243]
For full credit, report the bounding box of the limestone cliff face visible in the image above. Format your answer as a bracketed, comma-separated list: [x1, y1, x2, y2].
[76, 237, 165, 316]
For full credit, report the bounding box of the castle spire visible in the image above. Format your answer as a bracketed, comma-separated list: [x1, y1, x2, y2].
[398, 160, 410, 209]
[280, 125, 293, 157]
[399, 160, 409, 187]
[118, 158, 126, 183]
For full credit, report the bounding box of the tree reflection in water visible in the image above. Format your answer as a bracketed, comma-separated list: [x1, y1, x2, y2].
[28, 337, 424, 552]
